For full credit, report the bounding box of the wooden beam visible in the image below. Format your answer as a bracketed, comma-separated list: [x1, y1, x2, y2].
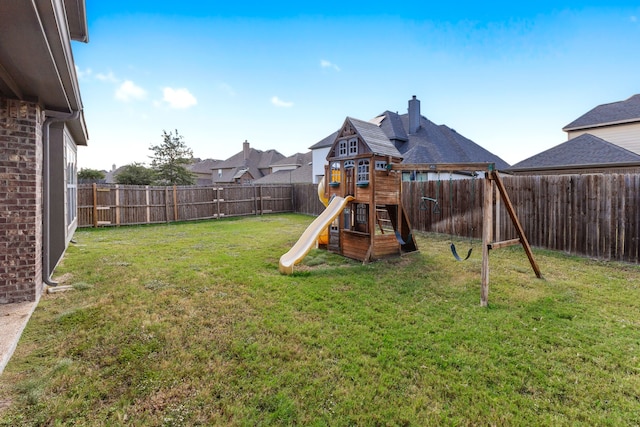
[390, 162, 496, 173]
[481, 174, 493, 307]
[489, 238, 521, 250]
[491, 171, 542, 278]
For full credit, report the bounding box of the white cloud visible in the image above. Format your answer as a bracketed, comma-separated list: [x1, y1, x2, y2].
[271, 96, 294, 108]
[162, 87, 197, 109]
[96, 71, 119, 83]
[75, 66, 92, 79]
[320, 59, 341, 71]
[115, 80, 147, 102]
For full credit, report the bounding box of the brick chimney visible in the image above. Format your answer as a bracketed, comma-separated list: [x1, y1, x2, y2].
[408, 95, 421, 134]
[243, 140, 250, 162]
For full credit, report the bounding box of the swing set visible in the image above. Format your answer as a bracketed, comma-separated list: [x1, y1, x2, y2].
[395, 162, 542, 307]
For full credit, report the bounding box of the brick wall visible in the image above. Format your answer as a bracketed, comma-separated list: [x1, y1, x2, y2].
[0, 98, 43, 303]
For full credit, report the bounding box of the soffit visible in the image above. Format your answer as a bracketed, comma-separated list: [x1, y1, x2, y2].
[0, 1, 88, 143]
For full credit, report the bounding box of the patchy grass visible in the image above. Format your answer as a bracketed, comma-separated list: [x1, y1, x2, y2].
[1, 213, 640, 426]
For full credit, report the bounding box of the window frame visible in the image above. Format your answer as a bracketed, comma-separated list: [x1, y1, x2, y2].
[357, 159, 370, 184]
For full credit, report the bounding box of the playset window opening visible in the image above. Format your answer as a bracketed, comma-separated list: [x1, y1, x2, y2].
[357, 159, 370, 183]
[375, 160, 387, 171]
[338, 139, 347, 157]
[348, 137, 358, 156]
[330, 162, 341, 184]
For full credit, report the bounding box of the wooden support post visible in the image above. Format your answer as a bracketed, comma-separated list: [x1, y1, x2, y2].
[481, 173, 493, 307]
[216, 187, 222, 219]
[165, 187, 170, 223]
[115, 184, 121, 226]
[173, 185, 178, 221]
[254, 185, 258, 215]
[92, 183, 98, 228]
[145, 186, 151, 224]
[495, 183, 501, 242]
[491, 172, 542, 278]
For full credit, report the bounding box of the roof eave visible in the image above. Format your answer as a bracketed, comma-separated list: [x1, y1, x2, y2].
[508, 161, 640, 173]
[0, 0, 88, 143]
[563, 117, 640, 132]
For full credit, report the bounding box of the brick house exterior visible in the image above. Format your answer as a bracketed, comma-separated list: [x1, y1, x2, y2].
[0, 1, 89, 304]
[1, 101, 44, 302]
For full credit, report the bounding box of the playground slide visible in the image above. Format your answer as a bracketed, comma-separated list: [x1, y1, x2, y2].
[279, 195, 354, 275]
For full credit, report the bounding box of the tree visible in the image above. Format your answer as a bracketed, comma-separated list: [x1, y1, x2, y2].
[149, 129, 196, 185]
[114, 163, 156, 185]
[78, 168, 105, 183]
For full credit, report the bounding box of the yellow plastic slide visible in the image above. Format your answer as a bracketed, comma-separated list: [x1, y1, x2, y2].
[279, 195, 354, 274]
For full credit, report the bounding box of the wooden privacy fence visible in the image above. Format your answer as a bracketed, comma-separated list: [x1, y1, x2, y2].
[402, 173, 640, 264]
[78, 184, 293, 227]
[78, 173, 640, 263]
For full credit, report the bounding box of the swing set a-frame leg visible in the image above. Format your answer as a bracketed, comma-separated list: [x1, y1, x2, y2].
[480, 171, 542, 307]
[481, 174, 493, 307]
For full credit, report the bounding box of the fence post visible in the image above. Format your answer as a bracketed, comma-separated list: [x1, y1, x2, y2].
[115, 184, 120, 226]
[216, 187, 221, 219]
[145, 186, 150, 223]
[259, 186, 264, 215]
[173, 185, 178, 221]
[92, 183, 98, 228]
[254, 185, 258, 215]
[165, 187, 170, 223]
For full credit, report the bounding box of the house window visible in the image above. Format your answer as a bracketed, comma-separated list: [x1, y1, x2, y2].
[330, 162, 341, 184]
[357, 159, 370, 184]
[348, 137, 358, 156]
[338, 140, 347, 157]
[344, 160, 355, 169]
[64, 135, 77, 230]
[375, 161, 387, 171]
[218, 168, 222, 177]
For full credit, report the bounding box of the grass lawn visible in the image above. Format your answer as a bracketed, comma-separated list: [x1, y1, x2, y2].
[1, 213, 640, 426]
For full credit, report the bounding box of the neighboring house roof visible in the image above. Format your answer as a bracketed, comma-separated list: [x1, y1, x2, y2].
[375, 111, 510, 168]
[189, 158, 221, 174]
[508, 133, 640, 172]
[104, 166, 126, 184]
[215, 166, 260, 183]
[212, 143, 285, 184]
[563, 94, 640, 131]
[311, 97, 509, 170]
[253, 163, 313, 184]
[0, 0, 89, 144]
[271, 152, 309, 168]
[215, 148, 284, 170]
[309, 130, 339, 150]
[254, 152, 313, 184]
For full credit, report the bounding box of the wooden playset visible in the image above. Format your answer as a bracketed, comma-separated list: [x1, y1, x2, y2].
[280, 116, 541, 306]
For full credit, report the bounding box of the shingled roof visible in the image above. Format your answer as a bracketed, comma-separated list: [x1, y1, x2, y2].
[563, 94, 640, 131]
[376, 111, 510, 168]
[508, 133, 640, 172]
[212, 144, 285, 184]
[253, 152, 313, 184]
[347, 117, 402, 158]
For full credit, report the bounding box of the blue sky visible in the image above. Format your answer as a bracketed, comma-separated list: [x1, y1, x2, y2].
[73, 1, 640, 170]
